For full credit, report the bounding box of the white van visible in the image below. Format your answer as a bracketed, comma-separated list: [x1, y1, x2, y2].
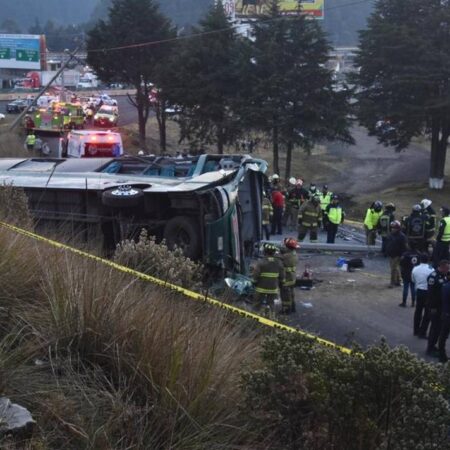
[60, 130, 124, 158]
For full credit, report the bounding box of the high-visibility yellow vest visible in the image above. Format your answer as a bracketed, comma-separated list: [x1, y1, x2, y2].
[319, 192, 332, 211]
[364, 208, 382, 230]
[328, 206, 343, 225]
[26, 134, 36, 146]
[442, 217, 450, 242]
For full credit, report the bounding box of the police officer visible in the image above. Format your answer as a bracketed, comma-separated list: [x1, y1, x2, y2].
[308, 183, 319, 198]
[378, 203, 396, 256]
[403, 204, 427, 252]
[262, 192, 273, 241]
[364, 201, 383, 245]
[252, 243, 284, 312]
[432, 207, 450, 267]
[279, 238, 299, 314]
[298, 196, 322, 243]
[324, 194, 344, 244]
[438, 279, 450, 362]
[25, 131, 36, 151]
[319, 184, 333, 230]
[425, 259, 449, 357]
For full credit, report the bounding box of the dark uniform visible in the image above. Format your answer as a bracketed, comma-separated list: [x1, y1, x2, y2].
[403, 209, 427, 252]
[378, 208, 395, 256]
[280, 248, 297, 313]
[426, 269, 448, 355]
[424, 205, 436, 244]
[325, 199, 344, 244]
[433, 215, 450, 267]
[252, 255, 284, 311]
[438, 282, 450, 362]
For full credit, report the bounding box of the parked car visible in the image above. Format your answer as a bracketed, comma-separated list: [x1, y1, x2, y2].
[94, 105, 119, 127]
[6, 99, 31, 114]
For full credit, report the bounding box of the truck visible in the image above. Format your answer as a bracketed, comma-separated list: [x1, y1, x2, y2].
[60, 130, 123, 158]
[28, 102, 85, 133]
[0, 154, 267, 274]
[77, 73, 98, 89]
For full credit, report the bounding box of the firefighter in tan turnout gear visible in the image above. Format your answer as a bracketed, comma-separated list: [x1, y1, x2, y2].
[279, 238, 299, 314]
[252, 243, 284, 312]
[298, 195, 322, 242]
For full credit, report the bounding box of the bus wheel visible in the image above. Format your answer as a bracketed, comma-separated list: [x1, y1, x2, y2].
[163, 216, 201, 260]
[102, 185, 144, 208]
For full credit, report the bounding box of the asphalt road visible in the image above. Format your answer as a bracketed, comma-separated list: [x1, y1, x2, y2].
[0, 95, 138, 157]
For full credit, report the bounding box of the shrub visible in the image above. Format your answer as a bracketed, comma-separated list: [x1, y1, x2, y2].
[241, 333, 450, 450]
[0, 184, 31, 228]
[114, 229, 203, 288]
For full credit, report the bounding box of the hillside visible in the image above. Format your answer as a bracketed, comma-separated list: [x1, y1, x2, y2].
[0, 0, 96, 31]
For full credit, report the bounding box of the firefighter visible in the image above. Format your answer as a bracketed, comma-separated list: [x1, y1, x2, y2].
[324, 194, 344, 244]
[364, 201, 383, 245]
[252, 243, 284, 312]
[271, 185, 284, 235]
[262, 192, 273, 241]
[421, 198, 436, 248]
[280, 238, 299, 314]
[298, 196, 322, 243]
[283, 177, 298, 230]
[378, 203, 396, 256]
[432, 207, 450, 267]
[403, 204, 427, 252]
[25, 131, 36, 151]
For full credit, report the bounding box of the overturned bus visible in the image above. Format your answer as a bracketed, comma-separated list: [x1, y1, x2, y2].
[0, 154, 267, 274]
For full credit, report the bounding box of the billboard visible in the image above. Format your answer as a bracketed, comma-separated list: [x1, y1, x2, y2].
[0, 34, 45, 70]
[235, 0, 324, 19]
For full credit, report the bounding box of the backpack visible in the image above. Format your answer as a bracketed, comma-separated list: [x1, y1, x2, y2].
[408, 216, 425, 238]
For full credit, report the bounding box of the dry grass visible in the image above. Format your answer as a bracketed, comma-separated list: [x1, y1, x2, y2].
[0, 127, 28, 158]
[0, 187, 261, 448]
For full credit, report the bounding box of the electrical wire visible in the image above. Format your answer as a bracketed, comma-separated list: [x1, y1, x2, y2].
[86, 0, 374, 54]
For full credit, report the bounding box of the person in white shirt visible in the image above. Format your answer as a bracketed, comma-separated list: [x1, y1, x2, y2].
[411, 254, 434, 337]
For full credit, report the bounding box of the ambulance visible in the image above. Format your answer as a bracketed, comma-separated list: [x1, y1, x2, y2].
[60, 130, 124, 158]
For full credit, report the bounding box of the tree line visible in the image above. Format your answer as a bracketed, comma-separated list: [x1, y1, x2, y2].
[87, 0, 353, 178]
[87, 0, 450, 189]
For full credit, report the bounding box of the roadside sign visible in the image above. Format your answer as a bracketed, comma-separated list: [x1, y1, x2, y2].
[0, 48, 11, 59]
[16, 49, 39, 62]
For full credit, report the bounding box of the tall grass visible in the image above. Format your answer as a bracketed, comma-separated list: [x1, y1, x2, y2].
[0, 219, 259, 448]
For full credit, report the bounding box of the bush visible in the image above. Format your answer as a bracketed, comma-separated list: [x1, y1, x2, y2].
[0, 184, 31, 228]
[114, 229, 203, 288]
[241, 333, 450, 450]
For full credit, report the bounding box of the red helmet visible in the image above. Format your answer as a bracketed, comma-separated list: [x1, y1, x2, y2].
[284, 238, 300, 249]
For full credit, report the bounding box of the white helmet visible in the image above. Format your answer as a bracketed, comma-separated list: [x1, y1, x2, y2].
[289, 177, 296, 186]
[421, 198, 432, 209]
[137, 150, 145, 156]
[272, 174, 280, 180]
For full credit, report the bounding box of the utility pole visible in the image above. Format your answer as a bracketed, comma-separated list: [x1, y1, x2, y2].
[9, 47, 79, 131]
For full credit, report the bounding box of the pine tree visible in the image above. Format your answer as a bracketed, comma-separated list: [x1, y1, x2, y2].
[164, 2, 244, 153]
[86, 0, 175, 148]
[354, 0, 450, 189]
[241, 0, 353, 176]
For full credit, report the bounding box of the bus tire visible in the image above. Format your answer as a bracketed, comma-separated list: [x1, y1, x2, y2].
[163, 216, 201, 260]
[102, 186, 144, 208]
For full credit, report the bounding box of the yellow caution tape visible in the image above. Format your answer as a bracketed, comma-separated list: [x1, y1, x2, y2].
[0, 221, 352, 355]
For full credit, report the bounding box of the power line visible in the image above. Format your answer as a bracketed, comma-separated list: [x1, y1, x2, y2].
[87, 0, 373, 54]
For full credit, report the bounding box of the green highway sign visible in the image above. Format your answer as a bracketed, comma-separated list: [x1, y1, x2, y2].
[0, 48, 10, 60]
[16, 49, 39, 62]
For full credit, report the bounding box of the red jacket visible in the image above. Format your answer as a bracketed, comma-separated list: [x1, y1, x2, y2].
[272, 190, 284, 208]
